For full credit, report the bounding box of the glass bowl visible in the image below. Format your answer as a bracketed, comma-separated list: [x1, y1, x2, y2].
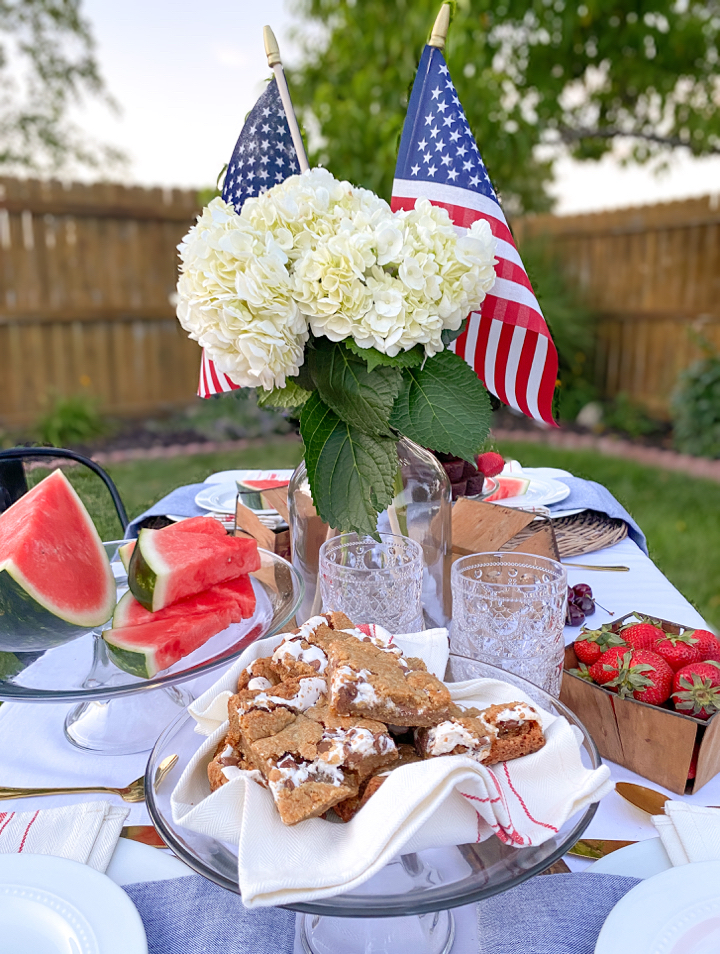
[0, 544, 303, 703]
[145, 658, 600, 917]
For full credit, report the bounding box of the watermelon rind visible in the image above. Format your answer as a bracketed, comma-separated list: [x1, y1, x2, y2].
[118, 541, 135, 572]
[0, 569, 98, 650]
[127, 535, 157, 611]
[104, 641, 157, 679]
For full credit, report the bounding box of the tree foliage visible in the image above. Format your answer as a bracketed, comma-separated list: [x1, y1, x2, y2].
[288, 0, 720, 213]
[0, 0, 124, 173]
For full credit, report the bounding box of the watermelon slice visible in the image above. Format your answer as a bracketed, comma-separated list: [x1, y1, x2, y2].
[0, 470, 116, 650]
[128, 527, 260, 611]
[118, 540, 135, 572]
[104, 605, 235, 677]
[484, 476, 531, 502]
[212, 573, 256, 619]
[112, 586, 242, 629]
[116, 518, 225, 572]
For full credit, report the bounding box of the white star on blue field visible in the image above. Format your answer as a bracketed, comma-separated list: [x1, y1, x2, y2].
[396, 57, 497, 199]
[221, 78, 299, 212]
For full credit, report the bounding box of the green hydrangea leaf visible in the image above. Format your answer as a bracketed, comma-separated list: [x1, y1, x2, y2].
[309, 338, 402, 437]
[300, 392, 397, 535]
[389, 350, 491, 462]
[342, 339, 425, 372]
[441, 319, 467, 347]
[256, 380, 313, 409]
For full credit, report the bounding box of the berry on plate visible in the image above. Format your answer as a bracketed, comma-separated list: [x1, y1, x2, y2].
[672, 661, 720, 720]
[591, 648, 673, 705]
[620, 620, 665, 652]
[475, 452, 504, 478]
[688, 629, 720, 664]
[654, 632, 702, 672]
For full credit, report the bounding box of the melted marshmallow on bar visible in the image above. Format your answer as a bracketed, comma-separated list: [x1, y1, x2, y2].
[268, 755, 345, 797]
[494, 704, 540, 724]
[272, 638, 328, 673]
[331, 666, 379, 706]
[247, 676, 273, 691]
[424, 722, 492, 761]
[236, 677, 327, 715]
[317, 727, 395, 766]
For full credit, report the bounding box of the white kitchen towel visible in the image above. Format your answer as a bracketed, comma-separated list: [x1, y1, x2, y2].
[188, 623, 451, 737]
[653, 802, 720, 866]
[0, 801, 128, 871]
[174, 666, 613, 908]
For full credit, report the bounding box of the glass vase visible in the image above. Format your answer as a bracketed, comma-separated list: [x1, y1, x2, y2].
[288, 438, 451, 628]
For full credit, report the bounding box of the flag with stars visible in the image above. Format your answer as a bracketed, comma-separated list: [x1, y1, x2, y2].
[391, 46, 558, 426]
[198, 78, 300, 398]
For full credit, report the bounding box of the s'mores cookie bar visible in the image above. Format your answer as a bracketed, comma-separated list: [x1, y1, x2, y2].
[327, 637, 452, 726]
[306, 704, 398, 778]
[332, 743, 422, 821]
[207, 736, 265, 791]
[250, 714, 359, 825]
[236, 656, 282, 692]
[415, 701, 544, 766]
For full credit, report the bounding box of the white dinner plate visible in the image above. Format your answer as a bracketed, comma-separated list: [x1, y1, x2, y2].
[587, 837, 672, 879]
[105, 836, 193, 886]
[487, 474, 570, 509]
[595, 861, 720, 954]
[202, 468, 295, 486]
[0, 853, 148, 954]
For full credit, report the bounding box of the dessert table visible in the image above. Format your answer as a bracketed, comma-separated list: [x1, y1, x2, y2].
[0, 522, 714, 952]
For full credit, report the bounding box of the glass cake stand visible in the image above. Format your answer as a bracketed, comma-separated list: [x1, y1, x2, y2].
[0, 542, 303, 756]
[145, 662, 601, 954]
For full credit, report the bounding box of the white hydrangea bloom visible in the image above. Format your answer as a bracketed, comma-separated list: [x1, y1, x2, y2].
[175, 171, 497, 388]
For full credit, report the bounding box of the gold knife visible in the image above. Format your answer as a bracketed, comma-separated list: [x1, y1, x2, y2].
[120, 825, 168, 849]
[616, 781, 720, 815]
[567, 838, 635, 859]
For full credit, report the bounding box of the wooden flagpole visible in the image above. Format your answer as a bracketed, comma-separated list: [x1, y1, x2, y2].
[263, 25, 310, 172]
[428, 3, 451, 50]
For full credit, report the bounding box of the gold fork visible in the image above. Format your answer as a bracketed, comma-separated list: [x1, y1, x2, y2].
[0, 754, 178, 804]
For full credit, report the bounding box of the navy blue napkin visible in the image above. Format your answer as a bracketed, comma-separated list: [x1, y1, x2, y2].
[475, 873, 640, 953]
[124, 876, 295, 954]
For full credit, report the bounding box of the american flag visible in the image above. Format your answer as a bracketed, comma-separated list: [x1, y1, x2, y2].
[198, 78, 300, 398]
[391, 46, 558, 426]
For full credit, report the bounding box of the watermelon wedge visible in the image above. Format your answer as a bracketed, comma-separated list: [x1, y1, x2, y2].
[484, 476, 531, 502]
[212, 573, 256, 619]
[0, 470, 116, 650]
[104, 605, 235, 677]
[112, 586, 242, 629]
[116, 517, 225, 572]
[128, 527, 260, 611]
[236, 479, 290, 492]
[118, 540, 135, 571]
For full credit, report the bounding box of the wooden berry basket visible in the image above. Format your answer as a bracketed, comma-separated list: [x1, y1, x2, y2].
[561, 612, 720, 795]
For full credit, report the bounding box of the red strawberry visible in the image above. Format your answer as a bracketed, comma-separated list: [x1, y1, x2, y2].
[688, 629, 720, 663]
[588, 646, 632, 686]
[476, 452, 504, 478]
[591, 648, 673, 704]
[672, 661, 720, 719]
[574, 626, 626, 665]
[620, 621, 664, 651]
[654, 632, 702, 672]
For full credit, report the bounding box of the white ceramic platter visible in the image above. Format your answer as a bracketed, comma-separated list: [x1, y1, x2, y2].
[587, 837, 672, 879]
[595, 860, 720, 954]
[0, 853, 148, 954]
[488, 475, 570, 510]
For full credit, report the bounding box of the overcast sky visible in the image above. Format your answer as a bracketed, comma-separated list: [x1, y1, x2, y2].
[80, 0, 720, 215]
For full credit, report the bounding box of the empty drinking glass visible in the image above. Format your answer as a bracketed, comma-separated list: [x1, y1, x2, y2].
[319, 532, 424, 632]
[450, 552, 568, 696]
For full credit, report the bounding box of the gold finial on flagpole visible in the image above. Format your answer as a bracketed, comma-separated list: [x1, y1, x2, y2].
[262, 24, 310, 172]
[263, 25, 282, 67]
[429, 3, 451, 50]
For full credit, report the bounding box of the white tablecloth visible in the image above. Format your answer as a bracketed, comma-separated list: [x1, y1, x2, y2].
[0, 536, 713, 953]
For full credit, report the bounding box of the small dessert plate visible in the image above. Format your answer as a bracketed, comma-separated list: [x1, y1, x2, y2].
[595, 860, 720, 954]
[0, 853, 147, 954]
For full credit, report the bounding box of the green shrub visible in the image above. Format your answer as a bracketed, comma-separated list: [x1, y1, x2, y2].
[603, 392, 664, 440]
[673, 344, 720, 459]
[35, 393, 109, 447]
[519, 239, 599, 421]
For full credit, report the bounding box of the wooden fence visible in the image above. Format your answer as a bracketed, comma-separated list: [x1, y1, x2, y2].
[515, 194, 720, 418]
[0, 178, 201, 426]
[1, 179, 718, 426]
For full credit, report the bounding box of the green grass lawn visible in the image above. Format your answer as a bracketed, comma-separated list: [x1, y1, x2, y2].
[26, 434, 720, 629]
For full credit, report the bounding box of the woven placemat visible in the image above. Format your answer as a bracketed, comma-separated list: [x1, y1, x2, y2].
[551, 510, 628, 558]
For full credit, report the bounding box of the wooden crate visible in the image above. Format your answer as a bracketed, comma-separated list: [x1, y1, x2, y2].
[561, 612, 720, 794]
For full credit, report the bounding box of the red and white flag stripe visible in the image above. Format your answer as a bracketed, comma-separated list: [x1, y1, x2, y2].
[391, 179, 558, 425]
[198, 349, 240, 399]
